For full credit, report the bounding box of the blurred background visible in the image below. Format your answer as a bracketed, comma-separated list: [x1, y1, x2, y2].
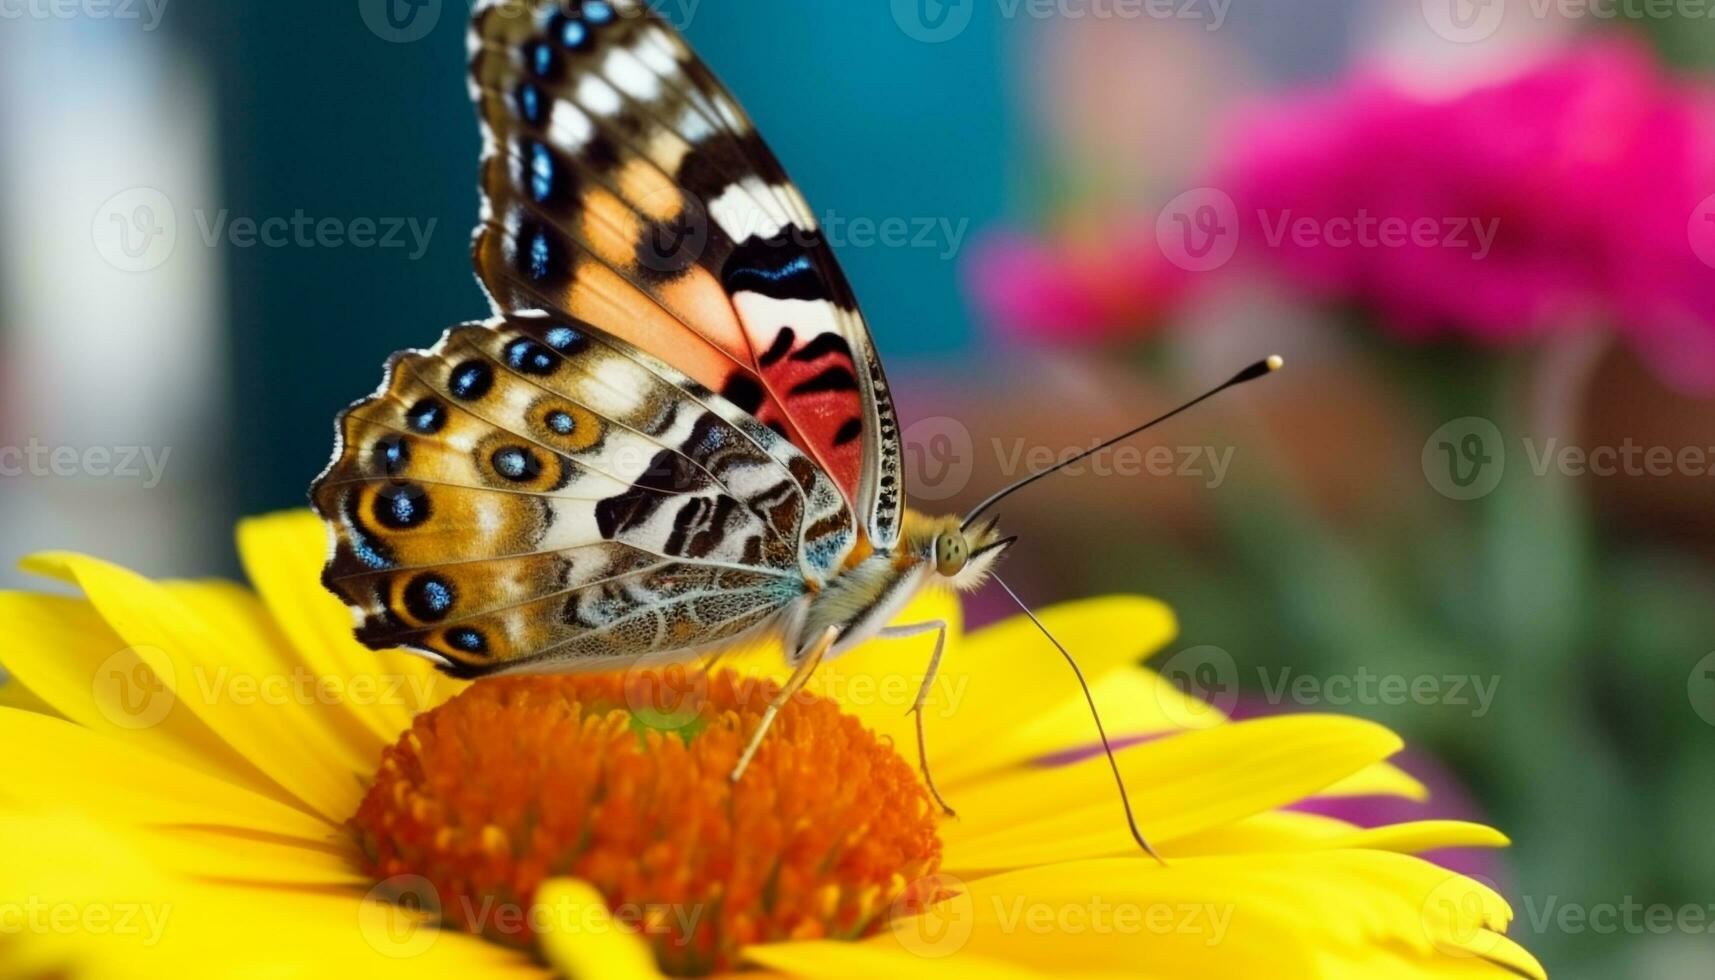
[3, 1, 1714, 975]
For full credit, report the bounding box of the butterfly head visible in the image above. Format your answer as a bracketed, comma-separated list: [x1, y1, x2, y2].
[909, 511, 1015, 592]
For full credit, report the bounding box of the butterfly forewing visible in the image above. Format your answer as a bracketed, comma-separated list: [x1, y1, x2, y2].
[468, 0, 905, 550]
[310, 313, 854, 677]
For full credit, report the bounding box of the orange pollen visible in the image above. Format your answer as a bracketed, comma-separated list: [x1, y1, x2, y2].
[351, 670, 945, 976]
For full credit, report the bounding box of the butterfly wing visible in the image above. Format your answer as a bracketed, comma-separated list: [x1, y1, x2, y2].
[310, 312, 854, 678]
[468, 0, 906, 550]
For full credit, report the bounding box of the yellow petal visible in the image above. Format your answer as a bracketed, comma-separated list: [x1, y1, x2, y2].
[1316, 820, 1510, 855]
[939, 665, 1221, 786]
[0, 810, 543, 979]
[0, 708, 333, 841]
[0, 592, 285, 799]
[874, 852, 1541, 979]
[237, 511, 452, 738]
[744, 938, 1086, 978]
[0, 666, 59, 717]
[1321, 761, 1430, 801]
[1158, 809, 1357, 858]
[911, 596, 1178, 778]
[532, 879, 665, 980]
[942, 715, 1403, 870]
[128, 824, 367, 887]
[1164, 815, 1508, 860]
[17, 552, 368, 822]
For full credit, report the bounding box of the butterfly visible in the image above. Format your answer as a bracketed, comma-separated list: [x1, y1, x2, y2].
[311, 0, 1278, 832]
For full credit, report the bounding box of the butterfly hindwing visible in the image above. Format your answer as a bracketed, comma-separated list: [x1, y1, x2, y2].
[468, 0, 905, 550]
[310, 312, 855, 677]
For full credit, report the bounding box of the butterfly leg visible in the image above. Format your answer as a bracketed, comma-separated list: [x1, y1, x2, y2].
[729, 626, 837, 784]
[879, 620, 957, 818]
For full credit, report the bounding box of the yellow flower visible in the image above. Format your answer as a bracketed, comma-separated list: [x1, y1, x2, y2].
[0, 511, 1542, 978]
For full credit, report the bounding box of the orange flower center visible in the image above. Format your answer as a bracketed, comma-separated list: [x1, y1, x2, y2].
[351, 670, 944, 976]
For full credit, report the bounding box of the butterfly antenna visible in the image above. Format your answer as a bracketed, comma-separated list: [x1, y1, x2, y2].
[962, 356, 1284, 530]
[994, 573, 1168, 867]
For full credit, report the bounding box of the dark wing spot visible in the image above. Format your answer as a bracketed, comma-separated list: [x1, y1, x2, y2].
[515, 219, 570, 284]
[406, 399, 446, 434]
[373, 483, 431, 530]
[789, 366, 859, 396]
[516, 83, 546, 126]
[373, 435, 411, 476]
[446, 627, 489, 657]
[403, 574, 455, 623]
[449, 361, 494, 400]
[789, 332, 854, 363]
[505, 337, 561, 375]
[722, 232, 831, 302]
[491, 446, 544, 483]
[833, 418, 863, 446]
[721, 374, 766, 415]
[542, 325, 590, 355]
[759, 328, 796, 367]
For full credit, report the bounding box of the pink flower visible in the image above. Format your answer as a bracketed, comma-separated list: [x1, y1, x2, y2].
[965, 227, 1188, 343]
[1221, 37, 1715, 391]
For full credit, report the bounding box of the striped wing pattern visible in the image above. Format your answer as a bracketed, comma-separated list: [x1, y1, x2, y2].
[468, 0, 905, 550]
[310, 312, 853, 678]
